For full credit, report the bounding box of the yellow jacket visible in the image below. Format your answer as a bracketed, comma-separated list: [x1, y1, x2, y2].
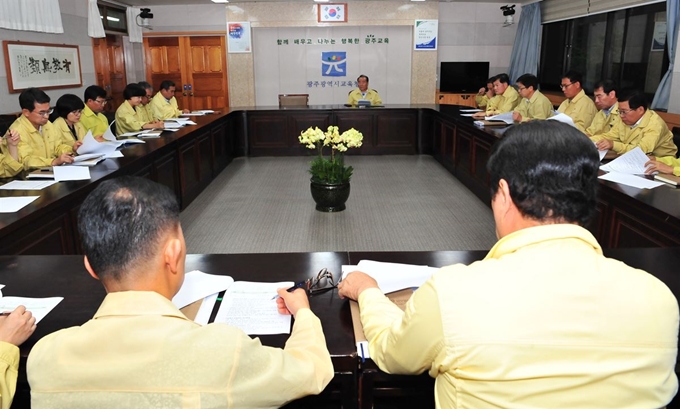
[10, 116, 72, 169]
[150, 92, 181, 119]
[79, 106, 109, 137]
[599, 109, 677, 157]
[115, 100, 147, 136]
[0, 148, 23, 178]
[0, 341, 19, 409]
[137, 104, 154, 123]
[513, 90, 554, 121]
[656, 156, 680, 176]
[557, 89, 598, 133]
[347, 89, 382, 106]
[52, 117, 87, 148]
[587, 102, 621, 138]
[486, 86, 520, 115]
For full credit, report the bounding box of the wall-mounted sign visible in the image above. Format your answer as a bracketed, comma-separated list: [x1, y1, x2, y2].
[227, 22, 252, 53]
[3, 41, 82, 93]
[414, 20, 438, 51]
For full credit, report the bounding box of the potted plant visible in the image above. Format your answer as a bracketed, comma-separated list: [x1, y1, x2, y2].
[299, 125, 363, 212]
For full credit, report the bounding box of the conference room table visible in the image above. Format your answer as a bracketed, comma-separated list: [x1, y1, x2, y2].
[3, 248, 680, 409]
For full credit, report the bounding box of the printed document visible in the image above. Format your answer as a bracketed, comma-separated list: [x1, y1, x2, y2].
[600, 147, 648, 174]
[0, 196, 39, 213]
[0, 296, 63, 323]
[598, 172, 664, 189]
[0, 180, 57, 190]
[342, 260, 439, 294]
[172, 270, 234, 309]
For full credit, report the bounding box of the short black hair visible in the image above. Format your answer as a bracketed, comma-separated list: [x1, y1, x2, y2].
[19, 88, 50, 111]
[487, 121, 599, 227]
[138, 81, 153, 91]
[516, 74, 539, 90]
[357, 75, 369, 83]
[618, 88, 648, 110]
[159, 80, 175, 91]
[84, 85, 107, 102]
[123, 83, 146, 100]
[55, 94, 85, 119]
[494, 73, 510, 84]
[562, 70, 583, 85]
[78, 176, 181, 282]
[594, 79, 617, 95]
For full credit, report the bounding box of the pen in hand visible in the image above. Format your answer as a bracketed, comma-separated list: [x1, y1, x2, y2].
[0, 312, 11, 317]
[271, 281, 306, 300]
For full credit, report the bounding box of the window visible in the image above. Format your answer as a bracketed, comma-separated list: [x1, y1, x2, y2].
[539, 2, 668, 101]
[98, 3, 127, 34]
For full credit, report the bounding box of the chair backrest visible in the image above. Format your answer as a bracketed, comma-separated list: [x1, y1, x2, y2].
[278, 94, 309, 107]
[672, 127, 680, 158]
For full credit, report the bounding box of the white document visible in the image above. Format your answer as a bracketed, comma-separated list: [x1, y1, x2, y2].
[181, 112, 205, 116]
[53, 166, 90, 182]
[139, 132, 162, 138]
[598, 172, 664, 189]
[593, 142, 607, 161]
[342, 260, 439, 294]
[77, 131, 124, 156]
[193, 293, 218, 325]
[119, 138, 146, 145]
[484, 112, 514, 124]
[459, 108, 482, 113]
[182, 120, 197, 126]
[0, 296, 63, 323]
[163, 122, 182, 129]
[102, 120, 116, 141]
[172, 270, 235, 309]
[357, 340, 371, 360]
[105, 151, 124, 158]
[0, 180, 57, 190]
[214, 281, 293, 335]
[161, 128, 179, 133]
[460, 113, 476, 117]
[547, 113, 576, 128]
[73, 153, 106, 162]
[600, 147, 648, 174]
[118, 130, 145, 137]
[0, 196, 39, 212]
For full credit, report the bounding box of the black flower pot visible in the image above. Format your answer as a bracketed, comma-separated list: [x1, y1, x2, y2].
[310, 179, 350, 212]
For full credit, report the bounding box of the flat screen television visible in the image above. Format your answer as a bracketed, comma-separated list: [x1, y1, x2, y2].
[439, 62, 490, 93]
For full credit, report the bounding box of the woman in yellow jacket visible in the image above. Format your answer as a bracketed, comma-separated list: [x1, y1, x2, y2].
[115, 84, 163, 137]
[52, 94, 87, 150]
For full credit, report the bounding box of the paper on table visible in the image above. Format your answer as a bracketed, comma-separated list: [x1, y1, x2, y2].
[53, 166, 90, 182]
[73, 153, 106, 162]
[119, 138, 146, 144]
[139, 132, 162, 138]
[172, 270, 235, 309]
[77, 131, 124, 156]
[0, 296, 63, 323]
[105, 151, 124, 158]
[0, 180, 57, 190]
[459, 108, 482, 112]
[598, 172, 664, 189]
[118, 130, 145, 137]
[460, 113, 476, 117]
[547, 113, 576, 128]
[102, 120, 117, 141]
[593, 142, 607, 161]
[342, 260, 439, 294]
[0, 196, 39, 212]
[600, 147, 648, 174]
[214, 281, 293, 335]
[484, 112, 514, 124]
[193, 293, 218, 325]
[161, 128, 179, 133]
[163, 122, 183, 129]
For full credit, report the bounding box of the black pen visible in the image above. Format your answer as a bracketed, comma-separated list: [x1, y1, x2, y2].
[0, 312, 10, 317]
[271, 281, 307, 300]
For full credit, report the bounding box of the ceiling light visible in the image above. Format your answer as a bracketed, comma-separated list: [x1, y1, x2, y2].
[106, 16, 120, 22]
[314, 0, 330, 3]
[211, 0, 229, 3]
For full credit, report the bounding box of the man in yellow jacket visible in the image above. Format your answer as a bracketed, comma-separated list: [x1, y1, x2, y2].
[347, 75, 382, 106]
[512, 74, 554, 122]
[475, 78, 496, 109]
[557, 71, 597, 132]
[10, 88, 76, 169]
[115, 84, 164, 136]
[594, 89, 677, 157]
[586, 79, 622, 138]
[150, 80, 189, 120]
[80, 86, 109, 138]
[473, 73, 520, 118]
[137, 81, 155, 123]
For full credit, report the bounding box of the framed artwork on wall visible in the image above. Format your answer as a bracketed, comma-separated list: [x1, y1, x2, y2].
[3, 41, 82, 93]
[318, 3, 347, 23]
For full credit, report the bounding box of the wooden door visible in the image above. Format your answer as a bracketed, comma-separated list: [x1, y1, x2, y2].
[92, 35, 127, 112]
[144, 37, 183, 106]
[184, 36, 228, 110]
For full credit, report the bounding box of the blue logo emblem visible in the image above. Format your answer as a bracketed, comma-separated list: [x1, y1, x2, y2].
[321, 52, 346, 77]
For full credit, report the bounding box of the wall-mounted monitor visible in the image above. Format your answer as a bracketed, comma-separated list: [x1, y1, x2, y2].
[439, 61, 490, 93]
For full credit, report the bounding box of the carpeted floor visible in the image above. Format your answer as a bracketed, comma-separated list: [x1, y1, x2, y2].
[180, 155, 497, 254]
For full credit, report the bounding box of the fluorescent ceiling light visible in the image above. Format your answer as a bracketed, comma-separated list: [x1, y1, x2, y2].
[106, 16, 120, 22]
[314, 0, 330, 2]
[211, 0, 229, 3]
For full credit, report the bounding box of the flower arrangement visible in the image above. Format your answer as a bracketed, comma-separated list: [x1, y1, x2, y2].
[299, 126, 363, 184]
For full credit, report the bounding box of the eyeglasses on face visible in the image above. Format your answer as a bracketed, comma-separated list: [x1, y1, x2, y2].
[305, 268, 338, 296]
[33, 108, 54, 117]
[94, 99, 108, 105]
[559, 82, 574, 89]
[618, 108, 635, 116]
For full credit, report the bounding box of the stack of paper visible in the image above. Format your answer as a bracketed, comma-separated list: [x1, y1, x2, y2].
[342, 260, 439, 294]
[598, 147, 664, 189]
[77, 131, 126, 158]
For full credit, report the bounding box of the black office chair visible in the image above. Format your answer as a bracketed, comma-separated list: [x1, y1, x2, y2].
[672, 127, 680, 158]
[278, 94, 309, 108]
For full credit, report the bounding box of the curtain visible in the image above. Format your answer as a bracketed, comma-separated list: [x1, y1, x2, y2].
[0, 0, 63, 33]
[127, 7, 143, 44]
[651, 0, 679, 110]
[88, 0, 105, 38]
[507, 3, 542, 84]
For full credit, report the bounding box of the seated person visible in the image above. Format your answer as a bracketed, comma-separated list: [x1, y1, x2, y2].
[10, 88, 75, 169]
[475, 77, 496, 109]
[137, 81, 155, 123]
[347, 75, 382, 106]
[115, 84, 163, 136]
[594, 89, 677, 157]
[645, 155, 680, 177]
[80, 86, 109, 138]
[338, 121, 679, 409]
[586, 79, 621, 138]
[52, 94, 87, 149]
[474, 73, 520, 117]
[557, 70, 597, 132]
[0, 129, 23, 178]
[150, 80, 190, 119]
[0, 306, 36, 409]
[27, 176, 334, 408]
[512, 73, 554, 122]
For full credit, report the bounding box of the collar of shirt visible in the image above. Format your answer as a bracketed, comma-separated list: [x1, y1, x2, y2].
[630, 115, 644, 129]
[484, 224, 602, 260]
[94, 291, 190, 321]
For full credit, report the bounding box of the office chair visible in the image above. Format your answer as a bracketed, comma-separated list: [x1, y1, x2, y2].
[278, 94, 309, 108]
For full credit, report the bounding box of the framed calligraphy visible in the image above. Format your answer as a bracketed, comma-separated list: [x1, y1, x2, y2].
[3, 41, 82, 93]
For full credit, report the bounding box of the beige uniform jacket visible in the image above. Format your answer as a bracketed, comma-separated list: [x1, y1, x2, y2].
[79, 106, 109, 137]
[513, 90, 554, 121]
[11, 116, 72, 169]
[598, 109, 677, 157]
[557, 89, 598, 132]
[656, 156, 680, 176]
[586, 102, 621, 138]
[27, 291, 334, 409]
[0, 341, 19, 409]
[347, 89, 382, 106]
[358, 224, 679, 409]
[115, 100, 146, 136]
[486, 86, 520, 115]
[52, 117, 87, 148]
[137, 104, 154, 123]
[150, 93, 182, 119]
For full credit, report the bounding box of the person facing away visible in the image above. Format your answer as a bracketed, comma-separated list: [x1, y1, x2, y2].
[137, 81, 155, 123]
[10, 88, 76, 169]
[511, 73, 554, 122]
[150, 80, 190, 119]
[80, 85, 109, 138]
[115, 84, 163, 136]
[27, 176, 334, 408]
[556, 70, 598, 132]
[585, 79, 622, 138]
[593, 89, 677, 157]
[52, 94, 87, 149]
[0, 306, 36, 409]
[347, 75, 382, 106]
[338, 121, 679, 409]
